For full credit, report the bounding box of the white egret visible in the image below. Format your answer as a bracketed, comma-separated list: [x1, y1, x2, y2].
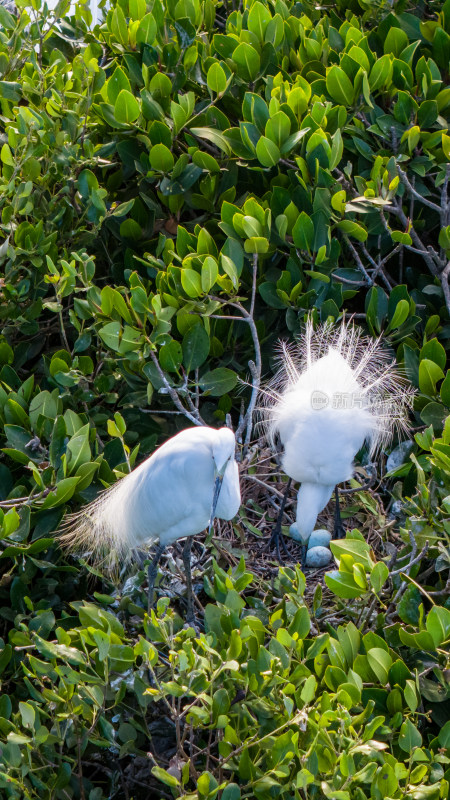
[60, 426, 241, 622]
[261, 318, 413, 561]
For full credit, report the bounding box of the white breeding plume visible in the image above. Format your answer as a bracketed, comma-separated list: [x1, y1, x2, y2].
[60, 426, 241, 620]
[261, 317, 413, 549]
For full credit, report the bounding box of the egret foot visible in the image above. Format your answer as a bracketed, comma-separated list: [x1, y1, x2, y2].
[333, 487, 346, 540]
[265, 524, 290, 561]
[147, 543, 166, 614]
[264, 478, 292, 562]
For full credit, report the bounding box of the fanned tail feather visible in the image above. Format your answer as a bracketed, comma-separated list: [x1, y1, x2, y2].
[260, 315, 414, 455]
[58, 475, 143, 577]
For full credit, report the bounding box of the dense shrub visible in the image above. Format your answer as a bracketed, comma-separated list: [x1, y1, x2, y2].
[0, 1, 449, 798]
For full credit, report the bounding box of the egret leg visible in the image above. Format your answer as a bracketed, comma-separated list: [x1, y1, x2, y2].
[333, 487, 346, 540]
[265, 478, 292, 561]
[300, 543, 307, 570]
[182, 537, 195, 625]
[147, 543, 166, 614]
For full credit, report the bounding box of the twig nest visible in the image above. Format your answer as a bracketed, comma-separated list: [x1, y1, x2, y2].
[289, 522, 309, 544]
[305, 546, 333, 568]
[308, 529, 332, 550]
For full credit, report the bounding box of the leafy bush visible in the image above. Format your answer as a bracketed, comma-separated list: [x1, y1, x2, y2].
[0, 0, 449, 797]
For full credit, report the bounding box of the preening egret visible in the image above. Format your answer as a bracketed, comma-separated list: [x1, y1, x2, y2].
[261, 318, 413, 561]
[60, 426, 241, 622]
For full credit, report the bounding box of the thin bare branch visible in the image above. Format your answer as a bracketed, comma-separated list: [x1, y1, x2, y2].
[149, 351, 204, 427]
[343, 235, 373, 285]
[440, 261, 450, 316]
[441, 162, 450, 228]
[397, 165, 441, 214]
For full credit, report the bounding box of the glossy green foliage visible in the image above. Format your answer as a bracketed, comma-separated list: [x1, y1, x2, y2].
[0, 560, 448, 799]
[0, 0, 449, 797]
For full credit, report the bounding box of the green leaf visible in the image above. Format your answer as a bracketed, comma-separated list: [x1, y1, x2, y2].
[181, 268, 202, 297]
[207, 63, 227, 94]
[247, 1, 272, 42]
[373, 764, 399, 797]
[151, 766, 180, 788]
[426, 606, 450, 646]
[419, 358, 444, 395]
[265, 111, 290, 147]
[149, 143, 174, 171]
[386, 299, 410, 332]
[78, 169, 98, 198]
[292, 212, 314, 251]
[438, 720, 450, 749]
[399, 719, 422, 753]
[259, 281, 287, 308]
[182, 325, 210, 371]
[337, 220, 368, 242]
[384, 26, 409, 57]
[440, 371, 450, 406]
[329, 128, 343, 169]
[159, 340, 182, 372]
[41, 477, 80, 508]
[391, 229, 412, 245]
[111, 5, 129, 45]
[370, 561, 389, 594]
[256, 136, 280, 167]
[404, 679, 418, 712]
[66, 425, 91, 474]
[325, 571, 366, 599]
[326, 66, 355, 105]
[107, 67, 131, 104]
[330, 539, 373, 570]
[201, 256, 218, 293]
[1, 143, 14, 166]
[233, 42, 261, 81]
[367, 647, 392, 683]
[114, 90, 140, 124]
[221, 785, 241, 800]
[136, 13, 157, 45]
[199, 368, 237, 396]
[189, 127, 231, 155]
[244, 236, 269, 254]
[420, 339, 446, 370]
[369, 54, 393, 91]
[99, 321, 121, 351]
[288, 606, 310, 639]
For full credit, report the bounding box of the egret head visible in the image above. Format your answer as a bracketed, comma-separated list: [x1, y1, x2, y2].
[212, 427, 236, 476]
[208, 427, 236, 532]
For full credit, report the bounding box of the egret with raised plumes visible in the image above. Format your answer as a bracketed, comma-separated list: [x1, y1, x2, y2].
[261, 318, 413, 561]
[60, 426, 241, 622]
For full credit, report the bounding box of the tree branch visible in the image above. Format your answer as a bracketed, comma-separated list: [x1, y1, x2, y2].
[343, 235, 373, 285]
[397, 165, 441, 214]
[149, 351, 204, 427]
[440, 261, 450, 315]
[209, 256, 262, 453]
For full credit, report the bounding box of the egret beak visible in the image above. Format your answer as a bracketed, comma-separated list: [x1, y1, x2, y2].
[207, 467, 225, 535]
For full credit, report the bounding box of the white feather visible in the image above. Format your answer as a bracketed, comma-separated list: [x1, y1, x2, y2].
[260, 317, 413, 540]
[59, 426, 240, 571]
